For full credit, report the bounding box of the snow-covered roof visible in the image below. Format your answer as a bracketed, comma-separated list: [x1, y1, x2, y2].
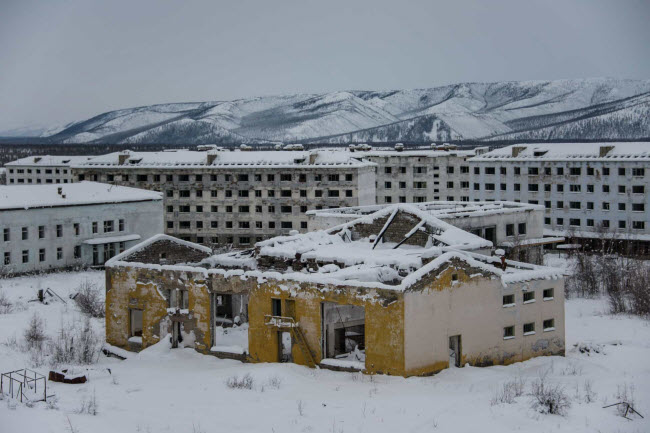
[74, 149, 374, 169]
[471, 142, 650, 162]
[0, 181, 162, 211]
[5, 155, 94, 166]
[106, 233, 212, 266]
[356, 149, 475, 158]
[308, 201, 542, 222]
[107, 204, 563, 291]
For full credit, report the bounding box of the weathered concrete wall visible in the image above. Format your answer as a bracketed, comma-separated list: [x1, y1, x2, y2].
[404, 259, 565, 376]
[247, 280, 405, 376]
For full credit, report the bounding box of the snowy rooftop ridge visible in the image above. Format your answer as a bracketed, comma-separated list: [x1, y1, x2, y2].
[471, 142, 650, 161]
[5, 155, 94, 166]
[0, 181, 162, 211]
[307, 200, 542, 221]
[73, 149, 375, 169]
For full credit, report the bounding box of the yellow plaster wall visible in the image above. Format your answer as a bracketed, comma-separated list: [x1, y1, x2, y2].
[247, 280, 406, 376]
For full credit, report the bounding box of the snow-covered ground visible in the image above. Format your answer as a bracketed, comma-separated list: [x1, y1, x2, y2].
[0, 265, 648, 433]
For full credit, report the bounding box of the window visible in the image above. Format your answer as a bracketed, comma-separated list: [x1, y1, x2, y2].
[328, 190, 340, 197]
[314, 190, 323, 198]
[514, 167, 521, 175]
[268, 221, 275, 229]
[618, 185, 626, 194]
[528, 167, 538, 175]
[603, 167, 610, 176]
[179, 174, 190, 182]
[503, 326, 515, 339]
[460, 166, 469, 174]
[602, 202, 610, 211]
[569, 218, 581, 227]
[528, 184, 538, 192]
[328, 174, 340, 182]
[137, 174, 147, 182]
[619, 220, 626, 229]
[345, 190, 353, 197]
[587, 184, 594, 193]
[384, 196, 392, 203]
[632, 167, 645, 177]
[281, 221, 293, 229]
[4, 252, 9, 265]
[486, 167, 496, 175]
[587, 219, 594, 227]
[239, 205, 250, 213]
[3, 228, 9, 242]
[196, 221, 203, 229]
[130, 309, 143, 339]
[618, 167, 625, 176]
[74, 223, 80, 235]
[280, 173, 292, 182]
[602, 220, 610, 228]
[384, 167, 392, 174]
[633, 221, 645, 230]
[632, 185, 645, 194]
[543, 319, 555, 332]
[38, 226, 45, 239]
[281, 190, 291, 198]
[447, 166, 455, 174]
[556, 167, 564, 175]
[180, 190, 190, 198]
[543, 288, 554, 300]
[523, 291, 535, 303]
[518, 223, 526, 235]
[602, 185, 610, 193]
[119, 219, 125, 231]
[502, 294, 515, 307]
[384, 181, 392, 189]
[39, 248, 46, 262]
[413, 166, 427, 174]
[271, 299, 282, 316]
[22, 227, 28, 240]
[239, 221, 250, 229]
[523, 322, 535, 335]
[226, 206, 233, 213]
[618, 203, 626, 211]
[587, 202, 594, 210]
[569, 184, 581, 193]
[57, 247, 63, 260]
[179, 205, 190, 213]
[632, 203, 645, 212]
[166, 190, 174, 198]
[556, 218, 564, 225]
[569, 167, 581, 176]
[22, 250, 29, 263]
[56, 224, 62, 237]
[179, 221, 191, 229]
[74, 246, 81, 259]
[506, 224, 514, 237]
[167, 221, 173, 229]
[569, 201, 581, 209]
[413, 181, 427, 189]
[514, 183, 520, 191]
[281, 205, 292, 213]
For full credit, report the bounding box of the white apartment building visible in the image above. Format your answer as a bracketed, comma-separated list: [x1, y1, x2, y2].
[469, 143, 650, 252]
[358, 149, 475, 204]
[0, 182, 163, 275]
[71, 149, 376, 247]
[5, 155, 93, 185]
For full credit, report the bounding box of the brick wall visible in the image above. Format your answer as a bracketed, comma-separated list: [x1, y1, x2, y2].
[124, 239, 211, 265]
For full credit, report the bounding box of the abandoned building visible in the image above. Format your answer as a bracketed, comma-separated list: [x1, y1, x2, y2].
[306, 200, 563, 264]
[105, 204, 565, 376]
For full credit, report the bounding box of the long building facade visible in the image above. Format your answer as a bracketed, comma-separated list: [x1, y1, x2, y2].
[469, 143, 650, 253]
[5, 155, 93, 185]
[0, 182, 163, 275]
[72, 150, 376, 247]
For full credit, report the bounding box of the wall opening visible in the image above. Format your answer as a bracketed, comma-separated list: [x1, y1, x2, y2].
[321, 302, 365, 368]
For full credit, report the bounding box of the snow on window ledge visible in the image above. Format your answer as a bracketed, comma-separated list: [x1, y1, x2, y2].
[523, 299, 536, 304]
[503, 336, 515, 340]
[543, 327, 555, 332]
[523, 331, 536, 336]
[543, 297, 554, 301]
[502, 303, 515, 308]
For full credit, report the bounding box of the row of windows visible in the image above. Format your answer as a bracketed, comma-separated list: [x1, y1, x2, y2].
[9, 168, 70, 175]
[2, 220, 125, 242]
[382, 195, 466, 203]
[477, 166, 645, 177]
[9, 178, 71, 184]
[502, 288, 554, 306]
[476, 183, 645, 194]
[168, 204, 315, 214]
[168, 220, 308, 230]
[543, 217, 646, 230]
[382, 165, 469, 175]
[81, 172, 355, 183]
[540, 201, 646, 212]
[4, 246, 79, 265]
[165, 188, 354, 199]
[503, 319, 555, 339]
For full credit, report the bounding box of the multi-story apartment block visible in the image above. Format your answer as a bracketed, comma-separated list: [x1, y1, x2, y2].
[5, 155, 93, 185]
[0, 182, 162, 275]
[469, 143, 650, 252]
[72, 149, 376, 247]
[359, 149, 475, 204]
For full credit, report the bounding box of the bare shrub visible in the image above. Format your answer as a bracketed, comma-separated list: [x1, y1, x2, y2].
[565, 254, 600, 298]
[74, 280, 105, 318]
[614, 383, 635, 417]
[24, 313, 47, 351]
[582, 380, 597, 403]
[490, 376, 526, 405]
[77, 388, 98, 415]
[226, 373, 254, 390]
[266, 376, 282, 390]
[49, 317, 101, 367]
[0, 290, 12, 314]
[297, 399, 305, 416]
[530, 374, 571, 416]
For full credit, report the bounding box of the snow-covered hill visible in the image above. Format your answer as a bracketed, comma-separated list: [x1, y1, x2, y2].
[43, 78, 650, 144]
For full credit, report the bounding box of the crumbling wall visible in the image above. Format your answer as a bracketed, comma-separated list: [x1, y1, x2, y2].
[124, 239, 211, 265]
[350, 211, 429, 247]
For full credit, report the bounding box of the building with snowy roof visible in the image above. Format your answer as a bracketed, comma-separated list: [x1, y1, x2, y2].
[0, 182, 163, 275]
[104, 205, 565, 376]
[5, 155, 94, 185]
[71, 149, 377, 247]
[469, 142, 650, 254]
[307, 200, 563, 264]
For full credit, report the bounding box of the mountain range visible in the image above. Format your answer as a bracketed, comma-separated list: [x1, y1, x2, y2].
[9, 78, 650, 144]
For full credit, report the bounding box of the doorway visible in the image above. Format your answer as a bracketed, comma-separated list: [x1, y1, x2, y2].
[449, 335, 462, 368]
[278, 331, 292, 362]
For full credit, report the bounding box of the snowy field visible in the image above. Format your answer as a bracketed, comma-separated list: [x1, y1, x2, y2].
[0, 265, 649, 433]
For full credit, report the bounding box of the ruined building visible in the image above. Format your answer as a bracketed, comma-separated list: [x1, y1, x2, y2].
[105, 204, 565, 376]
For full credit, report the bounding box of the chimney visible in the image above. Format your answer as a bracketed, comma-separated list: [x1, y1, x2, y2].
[207, 151, 218, 165]
[57, 187, 63, 195]
[118, 151, 130, 165]
[511, 146, 526, 157]
[599, 145, 614, 157]
[500, 255, 507, 271]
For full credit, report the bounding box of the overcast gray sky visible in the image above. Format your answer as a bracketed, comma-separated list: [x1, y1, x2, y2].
[1, 0, 649, 131]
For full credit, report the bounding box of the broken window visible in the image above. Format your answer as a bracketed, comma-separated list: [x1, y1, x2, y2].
[523, 291, 535, 303]
[543, 319, 555, 331]
[130, 309, 143, 338]
[543, 288, 554, 300]
[170, 289, 189, 310]
[503, 326, 514, 339]
[321, 302, 365, 366]
[271, 298, 282, 317]
[523, 322, 535, 335]
[502, 294, 514, 306]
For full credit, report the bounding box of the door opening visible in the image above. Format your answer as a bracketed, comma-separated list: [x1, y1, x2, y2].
[278, 331, 292, 362]
[449, 335, 462, 368]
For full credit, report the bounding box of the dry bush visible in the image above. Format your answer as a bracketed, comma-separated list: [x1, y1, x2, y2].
[530, 375, 571, 416]
[0, 290, 12, 314]
[490, 376, 526, 405]
[49, 317, 101, 367]
[24, 313, 47, 351]
[74, 280, 105, 318]
[226, 373, 254, 390]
